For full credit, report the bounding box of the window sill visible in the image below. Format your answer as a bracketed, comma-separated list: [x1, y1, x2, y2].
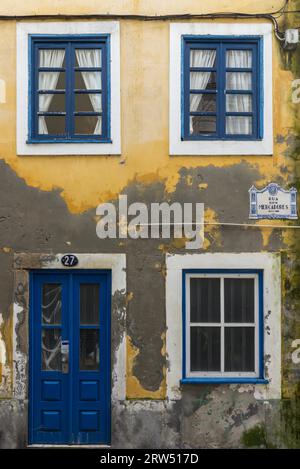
[169, 139, 273, 156]
[26, 139, 113, 144]
[180, 137, 263, 142]
[181, 378, 269, 385]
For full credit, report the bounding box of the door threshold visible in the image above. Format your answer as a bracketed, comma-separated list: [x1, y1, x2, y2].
[28, 444, 111, 449]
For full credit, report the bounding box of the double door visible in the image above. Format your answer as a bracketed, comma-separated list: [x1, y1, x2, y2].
[29, 270, 111, 445]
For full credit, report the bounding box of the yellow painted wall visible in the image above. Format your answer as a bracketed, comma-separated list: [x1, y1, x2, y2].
[0, 3, 294, 214]
[0, 1, 296, 400]
[0, 1, 285, 17]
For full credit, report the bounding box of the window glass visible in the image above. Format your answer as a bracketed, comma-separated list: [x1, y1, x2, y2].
[225, 327, 255, 371]
[42, 329, 62, 371]
[32, 40, 107, 141]
[42, 284, 62, 324]
[184, 40, 259, 140]
[80, 284, 99, 325]
[224, 278, 255, 323]
[187, 274, 258, 378]
[190, 326, 221, 372]
[190, 278, 220, 322]
[80, 330, 99, 370]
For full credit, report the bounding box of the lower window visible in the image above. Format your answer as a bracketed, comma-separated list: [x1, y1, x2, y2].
[183, 270, 264, 382]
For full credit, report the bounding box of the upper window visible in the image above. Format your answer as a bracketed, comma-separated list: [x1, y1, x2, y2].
[169, 23, 272, 155]
[184, 271, 264, 381]
[29, 36, 109, 143]
[183, 37, 261, 141]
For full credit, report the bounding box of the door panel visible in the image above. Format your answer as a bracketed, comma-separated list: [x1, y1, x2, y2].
[29, 271, 111, 445]
[72, 274, 110, 444]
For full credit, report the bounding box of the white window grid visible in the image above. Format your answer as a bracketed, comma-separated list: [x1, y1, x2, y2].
[185, 273, 259, 378]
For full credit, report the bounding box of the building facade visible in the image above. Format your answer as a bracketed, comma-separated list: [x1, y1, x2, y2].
[0, 0, 299, 448]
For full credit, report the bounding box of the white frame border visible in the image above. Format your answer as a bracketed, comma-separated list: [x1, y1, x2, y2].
[166, 253, 281, 400]
[169, 23, 273, 156]
[16, 22, 121, 156]
[185, 273, 259, 378]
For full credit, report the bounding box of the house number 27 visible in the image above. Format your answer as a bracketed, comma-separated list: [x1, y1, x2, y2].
[61, 254, 79, 267]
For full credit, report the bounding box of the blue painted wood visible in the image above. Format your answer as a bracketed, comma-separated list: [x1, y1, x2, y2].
[182, 36, 263, 141]
[29, 270, 111, 445]
[181, 378, 269, 384]
[29, 35, 110, 143]
[182, 269, 265, 384]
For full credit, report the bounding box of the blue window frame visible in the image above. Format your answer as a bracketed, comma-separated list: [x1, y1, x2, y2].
[29, 35, 110, 143]
[182, 36, 263, 141]
[182, 269, 268, 384]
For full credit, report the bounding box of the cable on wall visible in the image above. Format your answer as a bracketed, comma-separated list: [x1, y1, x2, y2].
[0, 1, 291, 42]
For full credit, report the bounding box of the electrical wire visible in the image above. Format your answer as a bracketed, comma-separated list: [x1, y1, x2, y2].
[0, 1, 290, 41]
[0, 12, 286, 41]
[138, 221, 300, 230]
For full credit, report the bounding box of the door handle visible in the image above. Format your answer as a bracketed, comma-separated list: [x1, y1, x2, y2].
[61, 340, 69, 374]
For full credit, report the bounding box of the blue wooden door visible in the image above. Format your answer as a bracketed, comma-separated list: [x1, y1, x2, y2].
[29, 270, 111, 445]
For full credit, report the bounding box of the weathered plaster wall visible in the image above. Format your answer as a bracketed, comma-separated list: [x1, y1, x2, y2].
[0, 0, 299, 449]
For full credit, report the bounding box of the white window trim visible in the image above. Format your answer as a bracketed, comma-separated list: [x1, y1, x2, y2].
[185, 273, 259, 378]
[169, 23, 273, 156]
[16, 22, 121, 156]
[166, 253, 281, 400]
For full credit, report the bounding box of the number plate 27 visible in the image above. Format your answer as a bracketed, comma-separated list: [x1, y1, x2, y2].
[61, 254, 79, 267]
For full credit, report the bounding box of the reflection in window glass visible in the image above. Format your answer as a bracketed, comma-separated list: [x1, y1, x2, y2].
[42, 328, 62, 371]
[80, 329, 99, 370]
[190, 326, 221, 372]
[190, 115, 216, 135]
[42, 284, 62, 324]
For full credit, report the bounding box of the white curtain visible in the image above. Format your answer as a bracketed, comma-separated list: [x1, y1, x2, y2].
[190, 49, 216, 110]
[225, 50, 252, 135]
[75, 49, 102, 135]
[38, 49, 65, 134]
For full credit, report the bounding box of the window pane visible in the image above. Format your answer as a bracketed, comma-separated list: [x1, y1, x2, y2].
[190, 93, 216, 113]
[38, 116, 65, 135]
[190, 326, 221, 371]
[75, 71, 102, 90]
[190, 49, 216, 68]
[226, 50, 252, 68]
[80, 330, 99, 370]
[39, 94, 65, 113]
[39, 49, 66, 68]
[75, 93, 102, 113]
[39, 71, 65, 91]
[74, 116, 102, 135]
[226, 72, 252, 90]
[226, 94, 252, 112]
[225, 327, 255, 372]
[190, 278, 220, 322]
[224, 278, 255, 323]
[42, 329, 61, 371]
[226, 116, 252, 135]
[80, 284, 99, 325]
[75, 49, 102, 68]
[190, 72, 216, 91]
[42, 284, 62, 324]
[190, 115, 216, 135]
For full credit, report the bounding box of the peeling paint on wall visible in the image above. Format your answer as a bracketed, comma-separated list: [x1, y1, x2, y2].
[0, 0, 300, 449]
